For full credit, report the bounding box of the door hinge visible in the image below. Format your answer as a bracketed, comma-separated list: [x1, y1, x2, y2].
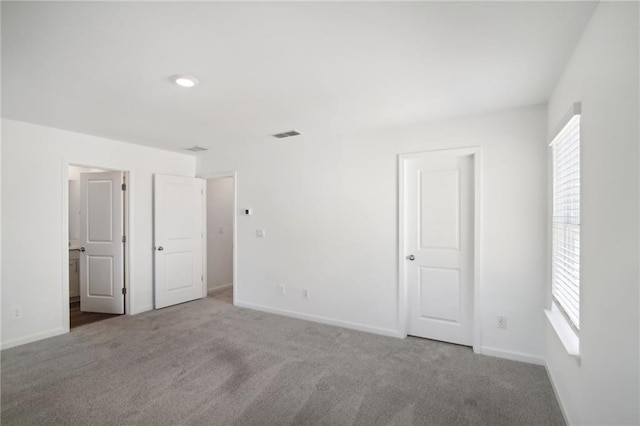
[201, 275, 203, 281]
[201, 189, 203, 195]
[122, 183, 127, 191]
[122, 235, 127, 243]
[122, 287, 127, 295]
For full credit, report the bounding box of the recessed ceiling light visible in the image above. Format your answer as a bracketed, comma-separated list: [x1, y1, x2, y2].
[170, 74, 199, 88]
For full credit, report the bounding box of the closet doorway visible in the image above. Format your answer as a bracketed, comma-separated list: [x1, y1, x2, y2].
[204, 173, 236, 305]
[68, 165, 128, 328]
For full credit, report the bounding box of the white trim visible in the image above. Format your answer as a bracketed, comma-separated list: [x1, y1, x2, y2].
[132, 304, 153, 315]
[201, 178, 208, 299]
[476, 346, 545, 366]
[123, 172, 132, 313]
[208, 283, 233, 294]
[472, 149, 483, 352]
[61, 160, 71, 333]
[197, 171, 238, 307]
[235, 300, 402, 338]
[398, 147, 482, 352]
[545, 361, 575, 426]
[550, 102, 581, 146]
[545, 305, 581, 362]
[1, 328, 66, 350]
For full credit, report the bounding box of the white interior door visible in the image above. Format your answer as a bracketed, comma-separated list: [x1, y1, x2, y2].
[80, 171, 125, 314]
[154, 175, 205, 309]
[404, 152, 474, 346]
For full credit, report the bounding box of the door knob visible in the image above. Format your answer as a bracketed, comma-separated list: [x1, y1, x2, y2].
[79, 247, 86, 252]
[157, 246, 164, 251]
[406, 254, 415, 261]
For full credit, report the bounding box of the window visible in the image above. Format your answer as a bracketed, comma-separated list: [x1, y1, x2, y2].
[550, 105, 581, 332]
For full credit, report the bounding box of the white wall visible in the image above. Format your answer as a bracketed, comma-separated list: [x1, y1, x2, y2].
[206, 177, 234, 291]
[197, 105, 548, 362]
[1, 119, 196, 349]
[545, 2, 639, 425]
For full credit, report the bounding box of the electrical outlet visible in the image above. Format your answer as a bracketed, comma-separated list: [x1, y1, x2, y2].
[302, 288, 309, 299]
[256, 229, 265, 238]
[278, 284, 286, 296]
[12, 305, 22, 319]
[497, 316, 508, 329]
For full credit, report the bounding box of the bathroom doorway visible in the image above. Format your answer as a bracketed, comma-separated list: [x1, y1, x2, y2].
[68, 165, 128, 328]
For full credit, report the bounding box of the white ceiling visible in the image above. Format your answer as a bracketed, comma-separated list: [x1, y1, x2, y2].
[2, 1, 596, 152]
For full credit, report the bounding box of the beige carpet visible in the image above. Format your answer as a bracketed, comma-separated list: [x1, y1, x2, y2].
[1, 288, 564, 425]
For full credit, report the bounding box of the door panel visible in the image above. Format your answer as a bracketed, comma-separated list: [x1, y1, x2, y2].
[405, 153, 474, 346]
[419, 267, 460, 322]
[87, 256, 114, 296]
[87, 180, 113, 241]
[154, 175, 205, 309]
[420, 168, 460, 250]
[166, 252, 194, 291]
[80, 171, 124, 314]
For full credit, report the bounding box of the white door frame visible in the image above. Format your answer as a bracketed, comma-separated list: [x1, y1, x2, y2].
[61, 159, 131, 333]
[398, 147, 482, 351]
[197, 171, 238, 306]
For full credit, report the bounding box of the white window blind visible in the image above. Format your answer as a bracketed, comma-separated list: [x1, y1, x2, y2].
[551, 112, 580, 331]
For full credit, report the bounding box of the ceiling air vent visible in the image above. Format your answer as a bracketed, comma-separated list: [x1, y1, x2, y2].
[185, 145, 208, 152]
[271, 129, 302, 139]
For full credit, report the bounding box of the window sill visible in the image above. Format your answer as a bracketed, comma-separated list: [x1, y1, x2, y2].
[545, 307, 581, 364]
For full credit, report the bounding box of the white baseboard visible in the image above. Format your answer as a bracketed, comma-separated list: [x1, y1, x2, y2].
[476, 346, 545, 366]
[544, 361, 574, 426]
[130, 304, 153, 315]
[208, 283, 233, 294]
[1, 327, 66, 350]
[235, 300, 402, 338]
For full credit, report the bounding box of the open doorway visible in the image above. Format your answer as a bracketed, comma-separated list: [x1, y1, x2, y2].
[68, 165, 128, 328]
[205, 175, 235, 305]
